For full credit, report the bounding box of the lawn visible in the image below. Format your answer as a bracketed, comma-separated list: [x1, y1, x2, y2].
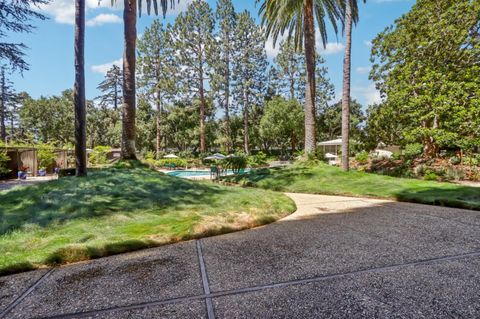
[224, 162, 480, 210]
[0, 163, 295, 276]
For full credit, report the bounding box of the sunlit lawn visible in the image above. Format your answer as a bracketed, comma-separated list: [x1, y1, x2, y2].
[0, 163, 295, 275]
[224, 162, 480, 210]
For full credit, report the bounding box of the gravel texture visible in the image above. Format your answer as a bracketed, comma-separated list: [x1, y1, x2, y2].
[201, 194, 480, 292]
[213, 256, 480, 318]
[5, 241, 203, 319]
[0, 269, 48, 313]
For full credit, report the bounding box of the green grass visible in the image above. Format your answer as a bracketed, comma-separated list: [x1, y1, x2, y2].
[224, 162, 480, 210]
[0, 163, 295, 276]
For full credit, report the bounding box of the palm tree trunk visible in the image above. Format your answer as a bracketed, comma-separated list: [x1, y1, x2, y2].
[74, 0, 87, 176]
[121, 0, 137, 160]
[341, 1, 353, 171]
[303, 0, 316, 155]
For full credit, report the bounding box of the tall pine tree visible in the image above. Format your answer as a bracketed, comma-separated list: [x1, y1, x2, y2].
[211, 0, 237, 153]
[173, 0, 215, 154]
[137, 20, 176, 158]
[232, 11, 267, 155]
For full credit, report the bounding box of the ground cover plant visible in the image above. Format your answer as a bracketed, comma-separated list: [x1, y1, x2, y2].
[0, 163, 295, 275]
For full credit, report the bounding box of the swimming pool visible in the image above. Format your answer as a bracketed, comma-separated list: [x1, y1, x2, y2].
[167, 169, 249, 178]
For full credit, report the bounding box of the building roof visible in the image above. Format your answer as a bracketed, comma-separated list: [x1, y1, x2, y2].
[318, 139, 343, 146]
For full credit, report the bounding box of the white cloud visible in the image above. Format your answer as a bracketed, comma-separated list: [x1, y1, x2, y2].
[40, 0, 187, 25]
[91, 58, 122, 74]
[356, 66, 371, 75]
[364, 40, 373, 47]
[264, 37, 283, 59]
[318, 42, 345, 55]
[352, 84, 382, 105]
[86, 13, 122, 26]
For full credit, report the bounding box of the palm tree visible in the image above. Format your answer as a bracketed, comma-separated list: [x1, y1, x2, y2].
[115, 0, 179, 160]
[341, 0, 364, 171]
[258, 0, 344, 155]
[74, 0, 87, 176]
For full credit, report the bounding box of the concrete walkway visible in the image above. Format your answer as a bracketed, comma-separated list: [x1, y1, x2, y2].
[0, 176, 57, 192]
[1, 193, 479, 318]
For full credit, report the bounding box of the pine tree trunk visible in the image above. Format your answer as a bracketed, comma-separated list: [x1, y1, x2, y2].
[156, 90, 161, 159]
[121, 0, 137, 160]
[303, 0, 317, 155]
[199, 55, 206, 153]
[341, 2, 353, 171]
[243, 88, 250, 155]
[0, 70, 6, 143]
[224, 43, 232, 153]
[74, 0, 87, 176]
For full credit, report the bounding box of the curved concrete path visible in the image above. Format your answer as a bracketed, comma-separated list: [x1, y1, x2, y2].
[1, 193, 480, 318]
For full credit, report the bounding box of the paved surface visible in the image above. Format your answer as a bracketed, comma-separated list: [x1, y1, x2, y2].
[1, 193, 479, 318]
[0, 176, 57, 191]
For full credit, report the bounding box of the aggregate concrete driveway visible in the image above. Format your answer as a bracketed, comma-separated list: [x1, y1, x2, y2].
[1, 193, 480, 319]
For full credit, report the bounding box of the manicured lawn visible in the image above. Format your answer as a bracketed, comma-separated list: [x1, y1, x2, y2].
[0, 164, 295, 275]
[224, 163, 480, 210]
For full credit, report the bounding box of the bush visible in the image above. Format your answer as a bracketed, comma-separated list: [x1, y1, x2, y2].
[89, 146, 111, 166]
[449, 156, 461, 165]
[247, 152, 268, 167]
[0, 151, 10, 177]
[445, 167, 465, 181]
[156, 158, 187, 168]
[143, 151, 156, 161]
[423, 170, 439, 181]
[404, 143, 423, 159]
[37, 146, 56, 170]
[413, 164, 427, 177]
[223, 155, 248, 174]
[307, 147, 326, 162]
[355, 151, 369, 165]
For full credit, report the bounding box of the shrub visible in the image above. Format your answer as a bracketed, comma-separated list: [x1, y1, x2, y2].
[144, 151, 156, 161]
[445, 167, 465, 181]
[404, 143, 423, 159]
[355, 150, 369, 165]
[247, 152, 268, 167]
[0, 151, 11, 177]
[413, 164, 427, 177]
[423, 170, 438, 181]
[449, 156, 461, 165]
[156, 158, 187, 168]
[89, 146, 111, 166]
[464, 156, 478, 166]
[223, 155, 247, 174]
[307, 147, 326, 162]
[37, 147, 56, 170]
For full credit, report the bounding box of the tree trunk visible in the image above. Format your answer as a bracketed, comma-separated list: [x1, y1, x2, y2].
[155, 90, 162, 159]
[243, 88, 250, 155]
[121, 0, 137, 160]
[199, 57, 206, 154]
[303, 0, 316, 155]
[74, 0, 87, 177]
[341, 1, 353, 171]
[224, 45, 232, 153]
[0, 70, 6, 143]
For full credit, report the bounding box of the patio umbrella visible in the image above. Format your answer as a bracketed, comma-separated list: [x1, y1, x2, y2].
[204, 153, 226, 160]
[163, 154, 179, 158]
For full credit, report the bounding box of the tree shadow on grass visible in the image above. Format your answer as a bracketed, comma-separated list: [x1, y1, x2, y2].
[0, 167, 230, 235]
[394, 186, 480, 211]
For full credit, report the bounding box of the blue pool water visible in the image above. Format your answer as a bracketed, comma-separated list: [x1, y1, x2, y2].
[167, 169, 249, 178]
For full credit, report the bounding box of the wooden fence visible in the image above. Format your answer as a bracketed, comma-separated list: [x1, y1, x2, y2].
[2, 147, 73, 179]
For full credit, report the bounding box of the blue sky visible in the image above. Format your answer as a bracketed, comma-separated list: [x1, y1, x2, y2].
[10, 0, 415, 108]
